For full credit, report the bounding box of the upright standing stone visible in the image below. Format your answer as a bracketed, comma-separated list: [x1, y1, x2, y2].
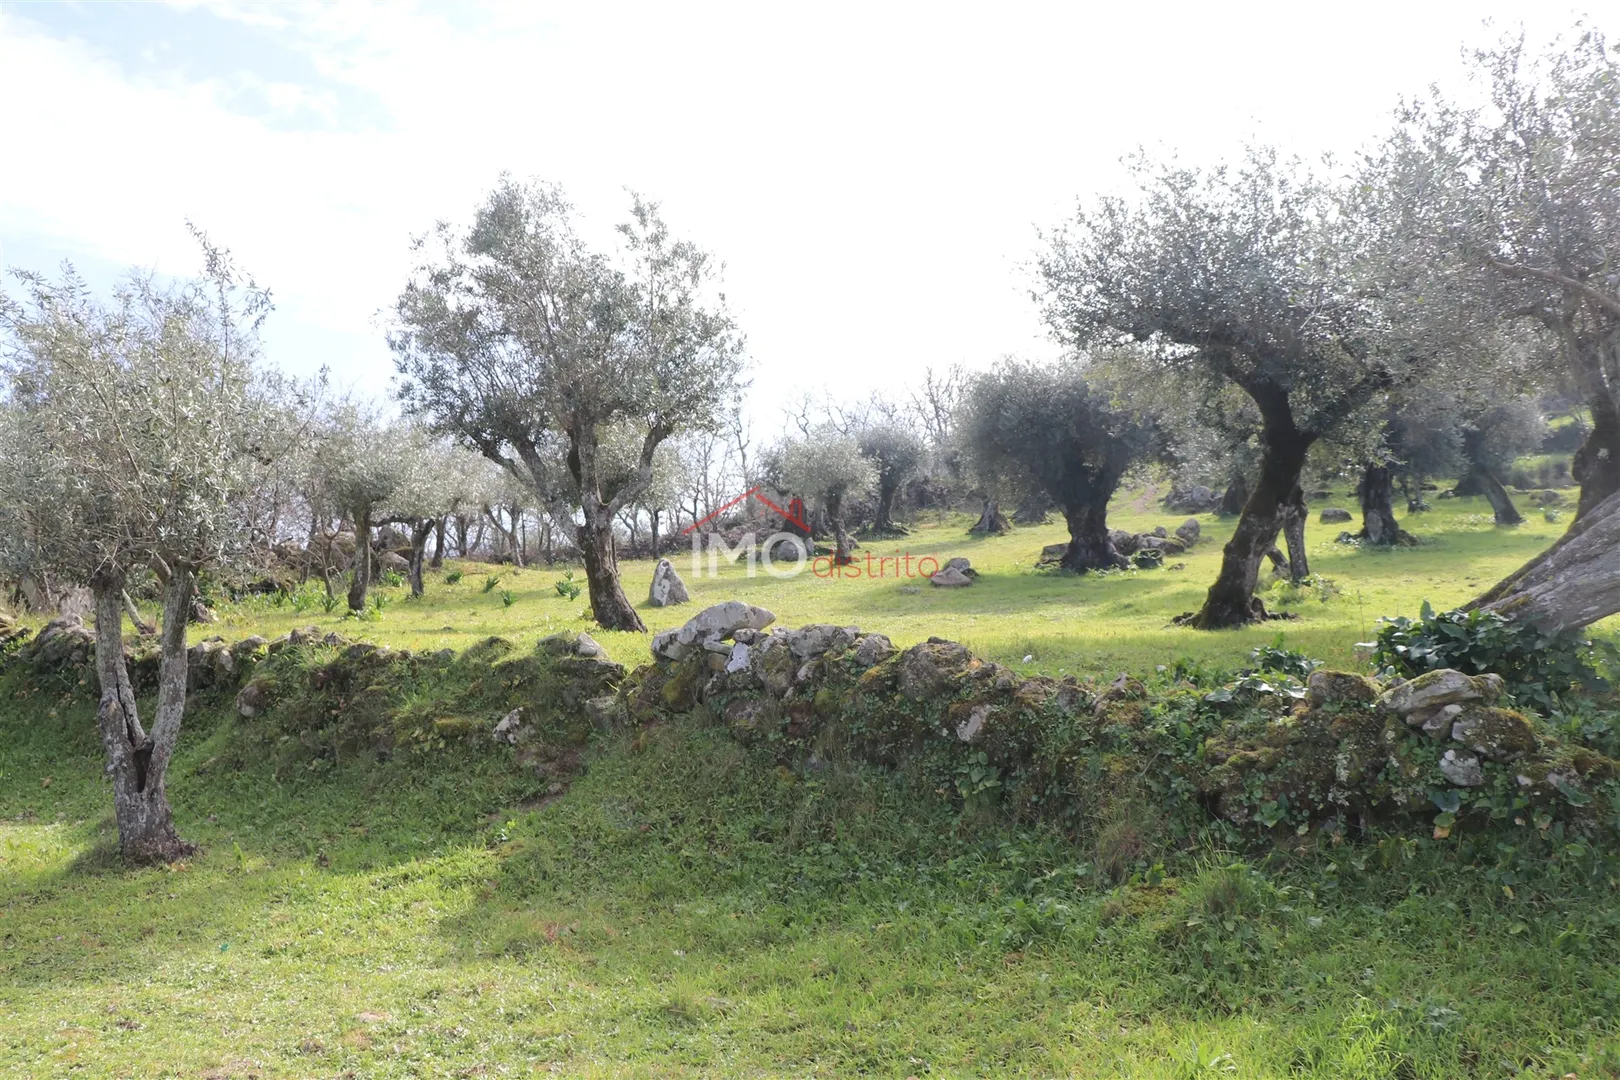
[648, 558, 691, 607]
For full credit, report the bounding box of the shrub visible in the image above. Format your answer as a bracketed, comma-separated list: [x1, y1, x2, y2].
[1370, 601, 1612, 710]
[1248, 635, 1323, 679]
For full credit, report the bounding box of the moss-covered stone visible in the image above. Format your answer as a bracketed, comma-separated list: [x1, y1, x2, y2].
[659, 661, 700, 712]
[895, 641, 974, 702]
[1306, 670, 1379, 708]
[1378, 668, 1503, 715]
[723, 697, 774, 743]
[1451, 705, 1538, 762]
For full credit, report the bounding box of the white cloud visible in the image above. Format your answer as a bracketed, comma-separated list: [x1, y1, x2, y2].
[0, 0, 1607, 416]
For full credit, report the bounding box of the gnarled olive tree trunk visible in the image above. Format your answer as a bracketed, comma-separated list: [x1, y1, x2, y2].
[1189, 414, 1313, 629]
[825, 491, 858, 565]
[1059, 497, 1126, 572]
[1358, 465, 1407, 545]
[1572, 403, 1620, 524]
[578, 501, 645, 631]
[347, 509, 373, 612]
[429, 517, 447, 570]
[1470, 487, 1620, 632]
[1218, 473, 1249, 517]
[406, 517, 436, 597]
[871, 480, 908, 536]
[1279, 484, 1309, 582]
[91, 566, 195, 863]
[1468, 468, 1523, 525]
[968, 498, 1011, 535]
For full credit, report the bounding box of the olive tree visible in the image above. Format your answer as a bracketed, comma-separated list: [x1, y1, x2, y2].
[1040, 148, 1408, 626]
[1390, 28, 1620, 524]
[960, 358, 1155, 571]
[0, 252, 279, 863]
[380, 436, 483, 596]
[768, 430, 875, 564]
[315, 405, 416, 611]
[856, 418, 926, 536]
[1454, 400, 1545, 523]
[391, 179, 745, 631]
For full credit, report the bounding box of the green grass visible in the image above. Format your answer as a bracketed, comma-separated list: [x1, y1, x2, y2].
[5, 486, 1619, 1076]
[4, 693, 1618, 1077]
[184, 488, 1595, 679]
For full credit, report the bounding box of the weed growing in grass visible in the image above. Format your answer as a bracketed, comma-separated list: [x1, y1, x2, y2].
[554, 569, 581, 600]
[1266, 572, 1342, 607]
[481, 573, 502, 593]
[1247, 634, 1323, 678]
[445, 568, 464, 585]
[500, 589, 516, 608]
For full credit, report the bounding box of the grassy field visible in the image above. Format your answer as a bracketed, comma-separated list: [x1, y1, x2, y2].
[4, 703, 1619, 1077]
[196, 488, 1588, 680]
[4, 485, 1618, 1077]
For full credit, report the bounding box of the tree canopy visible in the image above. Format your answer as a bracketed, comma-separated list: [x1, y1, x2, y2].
[960, 358, 1156, 571]
[391, 178, 745, 630]
[1040, 147, 1410, 625]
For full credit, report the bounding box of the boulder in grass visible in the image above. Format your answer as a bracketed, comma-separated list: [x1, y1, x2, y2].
[648, 558, 690, 607]
[1319, 508, 1353, 524]
[1108, 528, 1139, 556]
[1036, 543, 1068, 567]
[929, 566, 973, 588]
[676, 601, 775, 643]
[1164, 483, 1220, 513]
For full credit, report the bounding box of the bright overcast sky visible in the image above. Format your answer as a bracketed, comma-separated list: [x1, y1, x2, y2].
[0, 2, 1610, 418]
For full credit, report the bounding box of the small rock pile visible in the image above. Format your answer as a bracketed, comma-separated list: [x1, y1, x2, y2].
[1375, 669, 1538, 787]
[1165, 484, 1221, 513]
[1035, 520, 1202, 570]
[14, 616, 93, 669]
[651, 600, 778, 664]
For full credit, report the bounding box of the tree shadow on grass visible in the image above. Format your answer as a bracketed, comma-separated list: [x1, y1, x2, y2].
[0, 725, 549, 991]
